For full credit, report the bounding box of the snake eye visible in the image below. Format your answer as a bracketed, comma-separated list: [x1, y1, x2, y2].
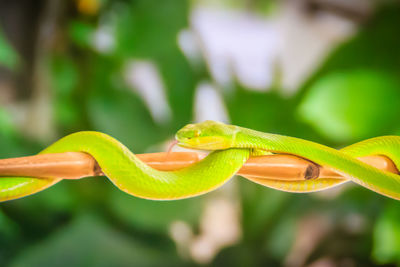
[193, 130, 200, 137]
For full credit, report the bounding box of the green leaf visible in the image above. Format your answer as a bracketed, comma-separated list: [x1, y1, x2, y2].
[109, 189, 202, 233]
[298, 70, 400, 142]
[0, 29, 19, 70]
[51, 56, 79, 95]
[0, 107, 16, 137]
[9, 213, 181, 267]
[88, 88, 166, 152]
[51, 56, 80, 127]
[68, 21, 94, 48]
[0, 209, 20, 241]
[372, 202, 400, 264]
[264, 215, 296, 259]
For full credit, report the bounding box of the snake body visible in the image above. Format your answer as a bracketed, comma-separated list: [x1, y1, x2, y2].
[1, 120, 400, 202]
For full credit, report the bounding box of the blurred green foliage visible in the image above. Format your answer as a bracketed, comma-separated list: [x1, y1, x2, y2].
[0, 29, 18, 70]
[0, 1, 400, 266]
[298, 70, 400, 142]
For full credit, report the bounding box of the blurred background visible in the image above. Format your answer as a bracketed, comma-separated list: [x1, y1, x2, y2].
[0, 0, 400, 266]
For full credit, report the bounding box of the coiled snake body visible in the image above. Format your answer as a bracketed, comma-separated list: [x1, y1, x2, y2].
[1, 121, 400, 201]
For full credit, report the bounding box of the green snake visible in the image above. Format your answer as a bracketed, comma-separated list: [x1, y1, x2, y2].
[1, 120, 400, 202]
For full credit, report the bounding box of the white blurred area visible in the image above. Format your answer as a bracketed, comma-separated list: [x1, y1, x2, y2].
[181, 0, 368, 94]
[277, 0, 366, 94]
[190, 7, 279, 91]
[123, 60, 172, 124]
[91, 25, 115, 54]
[194, 82, 229, 123]
[169, 196, 241, 264]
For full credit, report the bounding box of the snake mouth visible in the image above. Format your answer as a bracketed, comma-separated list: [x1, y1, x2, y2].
[175, 136, 195, 149]
[175, 138, 198, 149]
[175, 136, 230, 150]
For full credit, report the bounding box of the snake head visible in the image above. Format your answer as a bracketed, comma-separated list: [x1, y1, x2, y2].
[175, 120, 236, 150]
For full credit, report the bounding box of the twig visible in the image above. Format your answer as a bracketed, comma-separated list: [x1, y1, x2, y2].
[0, 152, 397, 181]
